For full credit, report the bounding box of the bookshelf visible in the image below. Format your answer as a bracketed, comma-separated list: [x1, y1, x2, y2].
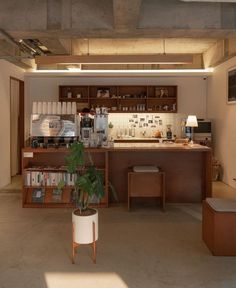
[22, 148, 108, 208]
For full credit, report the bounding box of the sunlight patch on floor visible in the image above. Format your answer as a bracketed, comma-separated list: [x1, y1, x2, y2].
[44, 272, 129, 288]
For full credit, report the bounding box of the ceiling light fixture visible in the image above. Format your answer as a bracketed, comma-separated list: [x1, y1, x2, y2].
[30, 68, 214, 74]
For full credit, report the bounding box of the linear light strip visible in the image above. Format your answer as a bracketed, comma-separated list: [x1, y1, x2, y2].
[30, 68, 214, 74]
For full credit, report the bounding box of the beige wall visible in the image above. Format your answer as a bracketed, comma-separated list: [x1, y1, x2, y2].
[25, 75, 208, 138]
[208, 57, 236, 189]
[0, 60, 24, 188]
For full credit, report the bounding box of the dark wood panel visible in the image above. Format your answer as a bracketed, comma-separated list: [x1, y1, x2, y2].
[109, 151, 208, 203]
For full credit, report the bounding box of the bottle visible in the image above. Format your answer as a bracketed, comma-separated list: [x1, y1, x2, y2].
[67, 88, 72, 98]
[166, 125, 172, 140]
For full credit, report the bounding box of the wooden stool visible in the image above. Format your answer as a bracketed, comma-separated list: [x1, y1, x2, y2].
[202, 198, 236, 256]
[128, 168, 165, 211]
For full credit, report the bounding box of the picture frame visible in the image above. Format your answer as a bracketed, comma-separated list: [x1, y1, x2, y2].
[97, 88, 110, 98]
[155, 87, 169, 98]
[227, 67, 236, 104]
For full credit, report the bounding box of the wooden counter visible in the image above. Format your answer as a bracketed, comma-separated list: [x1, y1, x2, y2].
[109, 143, 211, 203]
[22, 143, 212, 206]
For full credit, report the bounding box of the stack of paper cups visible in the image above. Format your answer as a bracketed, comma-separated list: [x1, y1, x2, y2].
[71, 102, 77, 114]
[32, 102, 38, 114]
[42, 102, 47, 114]
[52, 102, 57, 114]
[66, 102, 72, 114]
[57, 102, 61, 114]
[62, 102, 67, 114]
[47, 102, 52, 114]
[37, 102, 42, 114]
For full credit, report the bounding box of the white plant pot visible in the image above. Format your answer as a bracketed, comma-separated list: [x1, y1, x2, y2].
[72, 209, 98, 244]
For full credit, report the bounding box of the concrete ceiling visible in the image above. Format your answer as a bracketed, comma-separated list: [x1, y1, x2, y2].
[0, 0, 236, 70]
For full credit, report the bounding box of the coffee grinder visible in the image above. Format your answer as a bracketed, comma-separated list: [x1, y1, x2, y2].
[94, 107, 108, 146]
[80, 112, 93, 145]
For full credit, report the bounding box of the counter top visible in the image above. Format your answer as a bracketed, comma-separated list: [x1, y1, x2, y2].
[23, 143, 210, 153]
[114, 137, 160, 141]
[111, 142, 210, 151]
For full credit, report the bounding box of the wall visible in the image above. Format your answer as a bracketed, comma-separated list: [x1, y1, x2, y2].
[207, 57, 236, 189]
[0, 60, 24, 188]
[25, 75, 208, 139]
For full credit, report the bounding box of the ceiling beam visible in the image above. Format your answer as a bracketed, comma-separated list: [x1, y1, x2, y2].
[35, 54, 193, 65]
[8, 27, 236, 39]
[203, 38, 236, 67]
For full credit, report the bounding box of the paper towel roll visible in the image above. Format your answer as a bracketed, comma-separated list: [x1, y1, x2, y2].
[32, 102, 38, 114]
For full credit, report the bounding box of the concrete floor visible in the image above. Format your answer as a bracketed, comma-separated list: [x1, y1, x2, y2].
[0, 181, 236, 288]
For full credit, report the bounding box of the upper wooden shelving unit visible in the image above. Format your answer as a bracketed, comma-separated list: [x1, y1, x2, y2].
[59, 85, 178, 113]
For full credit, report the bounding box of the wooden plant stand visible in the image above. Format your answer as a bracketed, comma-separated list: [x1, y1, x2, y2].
[72, 222, 97, 264]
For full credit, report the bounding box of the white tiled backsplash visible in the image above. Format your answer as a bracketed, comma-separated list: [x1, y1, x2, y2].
[108, 113, 187, 139]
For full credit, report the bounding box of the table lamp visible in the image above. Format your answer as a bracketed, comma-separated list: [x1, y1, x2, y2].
[186, 115, 198, 143]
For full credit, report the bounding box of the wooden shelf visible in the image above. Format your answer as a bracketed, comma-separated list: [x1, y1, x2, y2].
[22, 148, 109, 208]
[59, 85, 178, 113]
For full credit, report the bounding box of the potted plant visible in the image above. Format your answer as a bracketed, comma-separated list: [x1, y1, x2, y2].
[60, 141, 104, 263]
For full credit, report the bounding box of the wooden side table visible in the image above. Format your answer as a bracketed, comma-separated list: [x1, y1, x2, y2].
[128, 169, 165, 211]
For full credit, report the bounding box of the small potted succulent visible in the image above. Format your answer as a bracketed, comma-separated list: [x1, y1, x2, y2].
[60, 141, 104, 263]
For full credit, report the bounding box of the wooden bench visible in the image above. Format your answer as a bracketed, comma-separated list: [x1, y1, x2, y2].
[202, 198, 236, 256]
[128, 167, 165, 211]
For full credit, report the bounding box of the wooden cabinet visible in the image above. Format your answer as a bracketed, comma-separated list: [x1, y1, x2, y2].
[59, 85, 177, 113]
[22, 148, 108, 208]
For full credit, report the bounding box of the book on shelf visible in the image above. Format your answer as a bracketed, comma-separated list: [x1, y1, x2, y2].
[31, 188, 45, 203]
[51, 188, 63, 202]
[24, 170, 77, 187]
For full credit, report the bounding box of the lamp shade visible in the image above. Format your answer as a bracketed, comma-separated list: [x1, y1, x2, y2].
[186, 115, 198, 127]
